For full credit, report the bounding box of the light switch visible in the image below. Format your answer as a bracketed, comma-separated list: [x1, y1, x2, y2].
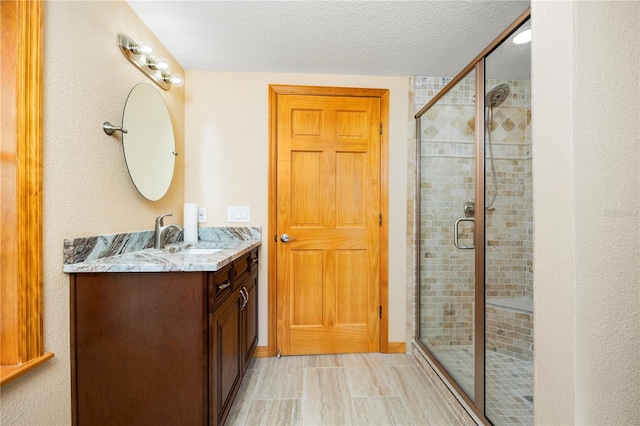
[227, 206, 250, 223]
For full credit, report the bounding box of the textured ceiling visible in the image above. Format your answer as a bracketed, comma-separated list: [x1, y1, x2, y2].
[126, 0, 530, 77]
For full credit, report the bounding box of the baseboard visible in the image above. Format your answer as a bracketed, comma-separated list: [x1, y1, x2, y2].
[253, 346, 269, 358]
[253, 343, 406, 357]
[387, 342, 407, 353]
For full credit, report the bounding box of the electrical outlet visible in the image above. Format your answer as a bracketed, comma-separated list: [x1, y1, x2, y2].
[198, 207, 207, 223]
[227, 206, 250, 223]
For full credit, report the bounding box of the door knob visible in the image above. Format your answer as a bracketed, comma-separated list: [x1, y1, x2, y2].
[280, 234, 290, 243]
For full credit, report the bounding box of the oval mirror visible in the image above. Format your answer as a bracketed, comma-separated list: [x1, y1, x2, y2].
[122, 83, 175, 201]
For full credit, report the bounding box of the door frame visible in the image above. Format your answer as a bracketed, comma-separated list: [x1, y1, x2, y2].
[267, 84, 390, 356]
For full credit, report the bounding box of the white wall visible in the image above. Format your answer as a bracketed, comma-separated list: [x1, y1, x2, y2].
[185, 72, 410, 345]
[0, 2, 185, 424]
[532, 1, 640, 424]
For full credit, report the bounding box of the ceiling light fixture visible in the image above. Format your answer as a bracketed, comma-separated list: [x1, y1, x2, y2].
[513, 29, 532, 45]
[117, 33, 184, 90]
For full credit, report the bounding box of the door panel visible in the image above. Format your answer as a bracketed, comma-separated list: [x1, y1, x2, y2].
[335, 249, 368, 324]
[291, 152, 323, 226]
[276, 94, 380, 355]
[291, 250, 323, 326]
[336, 153, 366, 226]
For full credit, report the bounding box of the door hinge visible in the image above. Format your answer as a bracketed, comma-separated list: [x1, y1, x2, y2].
[379, 213, 382, 227]
[379, 306, 382, 319]
[379, 122, 383, 135]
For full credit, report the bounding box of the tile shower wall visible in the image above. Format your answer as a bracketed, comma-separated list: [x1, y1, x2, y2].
[417, 75, 476, 348]
[485, 307, 533, 361]
[416, 77, 533, 353]
[483, 79, 533, 301]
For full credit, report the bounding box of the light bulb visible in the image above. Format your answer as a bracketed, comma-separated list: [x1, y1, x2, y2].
[513, 29, 532, 45]
[131, 40, 155, 55]
[154, 58, 171, 71]
[169, 73, 184, 88]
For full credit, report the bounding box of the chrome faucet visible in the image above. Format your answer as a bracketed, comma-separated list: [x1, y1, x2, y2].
[154, 213, 183, 249]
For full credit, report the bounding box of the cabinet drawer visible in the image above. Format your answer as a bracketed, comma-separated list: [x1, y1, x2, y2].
[232, 252, 251, 283]
[233, 249, 259, 283]
[249, 249, 259, 272]
[208, 264, 233, 311]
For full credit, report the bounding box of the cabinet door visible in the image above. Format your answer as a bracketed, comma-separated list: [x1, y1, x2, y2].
[73, 273, 207, 426]
[210, 290, 242, 425]
[241, 270, 258, 372]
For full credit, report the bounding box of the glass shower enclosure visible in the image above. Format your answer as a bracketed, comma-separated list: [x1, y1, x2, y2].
[415, 11, 532, 426]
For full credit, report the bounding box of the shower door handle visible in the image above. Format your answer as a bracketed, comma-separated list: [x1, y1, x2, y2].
[454, 218, 475, 249]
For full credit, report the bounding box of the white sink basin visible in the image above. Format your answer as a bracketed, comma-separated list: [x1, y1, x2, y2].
[181, 248, 222, 255]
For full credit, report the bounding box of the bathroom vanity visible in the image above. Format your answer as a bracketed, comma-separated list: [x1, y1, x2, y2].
[66, 232, 260, 426]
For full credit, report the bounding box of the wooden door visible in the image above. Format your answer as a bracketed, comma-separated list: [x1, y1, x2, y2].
[275, 93, 381, 355]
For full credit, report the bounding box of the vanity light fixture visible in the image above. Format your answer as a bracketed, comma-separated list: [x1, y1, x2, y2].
[117, 33, 184, 90]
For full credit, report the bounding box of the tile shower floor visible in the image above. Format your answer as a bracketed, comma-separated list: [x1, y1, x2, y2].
[225, 352, 462, 425]
[432, 346, 533, 426]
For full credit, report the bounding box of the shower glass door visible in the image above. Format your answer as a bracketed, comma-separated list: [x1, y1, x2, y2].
[417, 69, 477, 399]
[484, 18, 533, 426]
[415, 10, 531, 425]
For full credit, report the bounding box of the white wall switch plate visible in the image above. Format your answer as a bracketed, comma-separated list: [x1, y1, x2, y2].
[227, 206, 250, 223]
[198, 207, 207, 223]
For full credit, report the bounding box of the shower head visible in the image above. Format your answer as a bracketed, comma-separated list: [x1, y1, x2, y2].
[486, 83, 510, 108]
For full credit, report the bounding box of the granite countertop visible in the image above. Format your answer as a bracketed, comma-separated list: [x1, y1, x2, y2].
[63, 227, 261, 273]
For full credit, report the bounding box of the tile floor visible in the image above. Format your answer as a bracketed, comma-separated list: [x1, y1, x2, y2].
[431, 347, 533, 425]
[225, 352, 462, 425]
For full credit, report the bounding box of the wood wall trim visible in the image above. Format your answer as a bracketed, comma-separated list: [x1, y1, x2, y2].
[379, 90, 390, 353]
[267, 86, 278, 357]
[0, 0, 52, 384]
[1, 0, 21, 366]
[267, 84, 390, 356]
[252, 346, 270, 358]
[17, 0, 44, 362]
[387, 342, 407, 354]
[268, 84, 388, 98]
[0, 353, 54, 385]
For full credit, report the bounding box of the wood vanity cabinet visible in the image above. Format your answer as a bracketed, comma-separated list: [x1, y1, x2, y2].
[70, 248, 258, 426]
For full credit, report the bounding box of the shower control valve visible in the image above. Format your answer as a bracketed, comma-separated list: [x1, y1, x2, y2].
[464, 199, 475, 218]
